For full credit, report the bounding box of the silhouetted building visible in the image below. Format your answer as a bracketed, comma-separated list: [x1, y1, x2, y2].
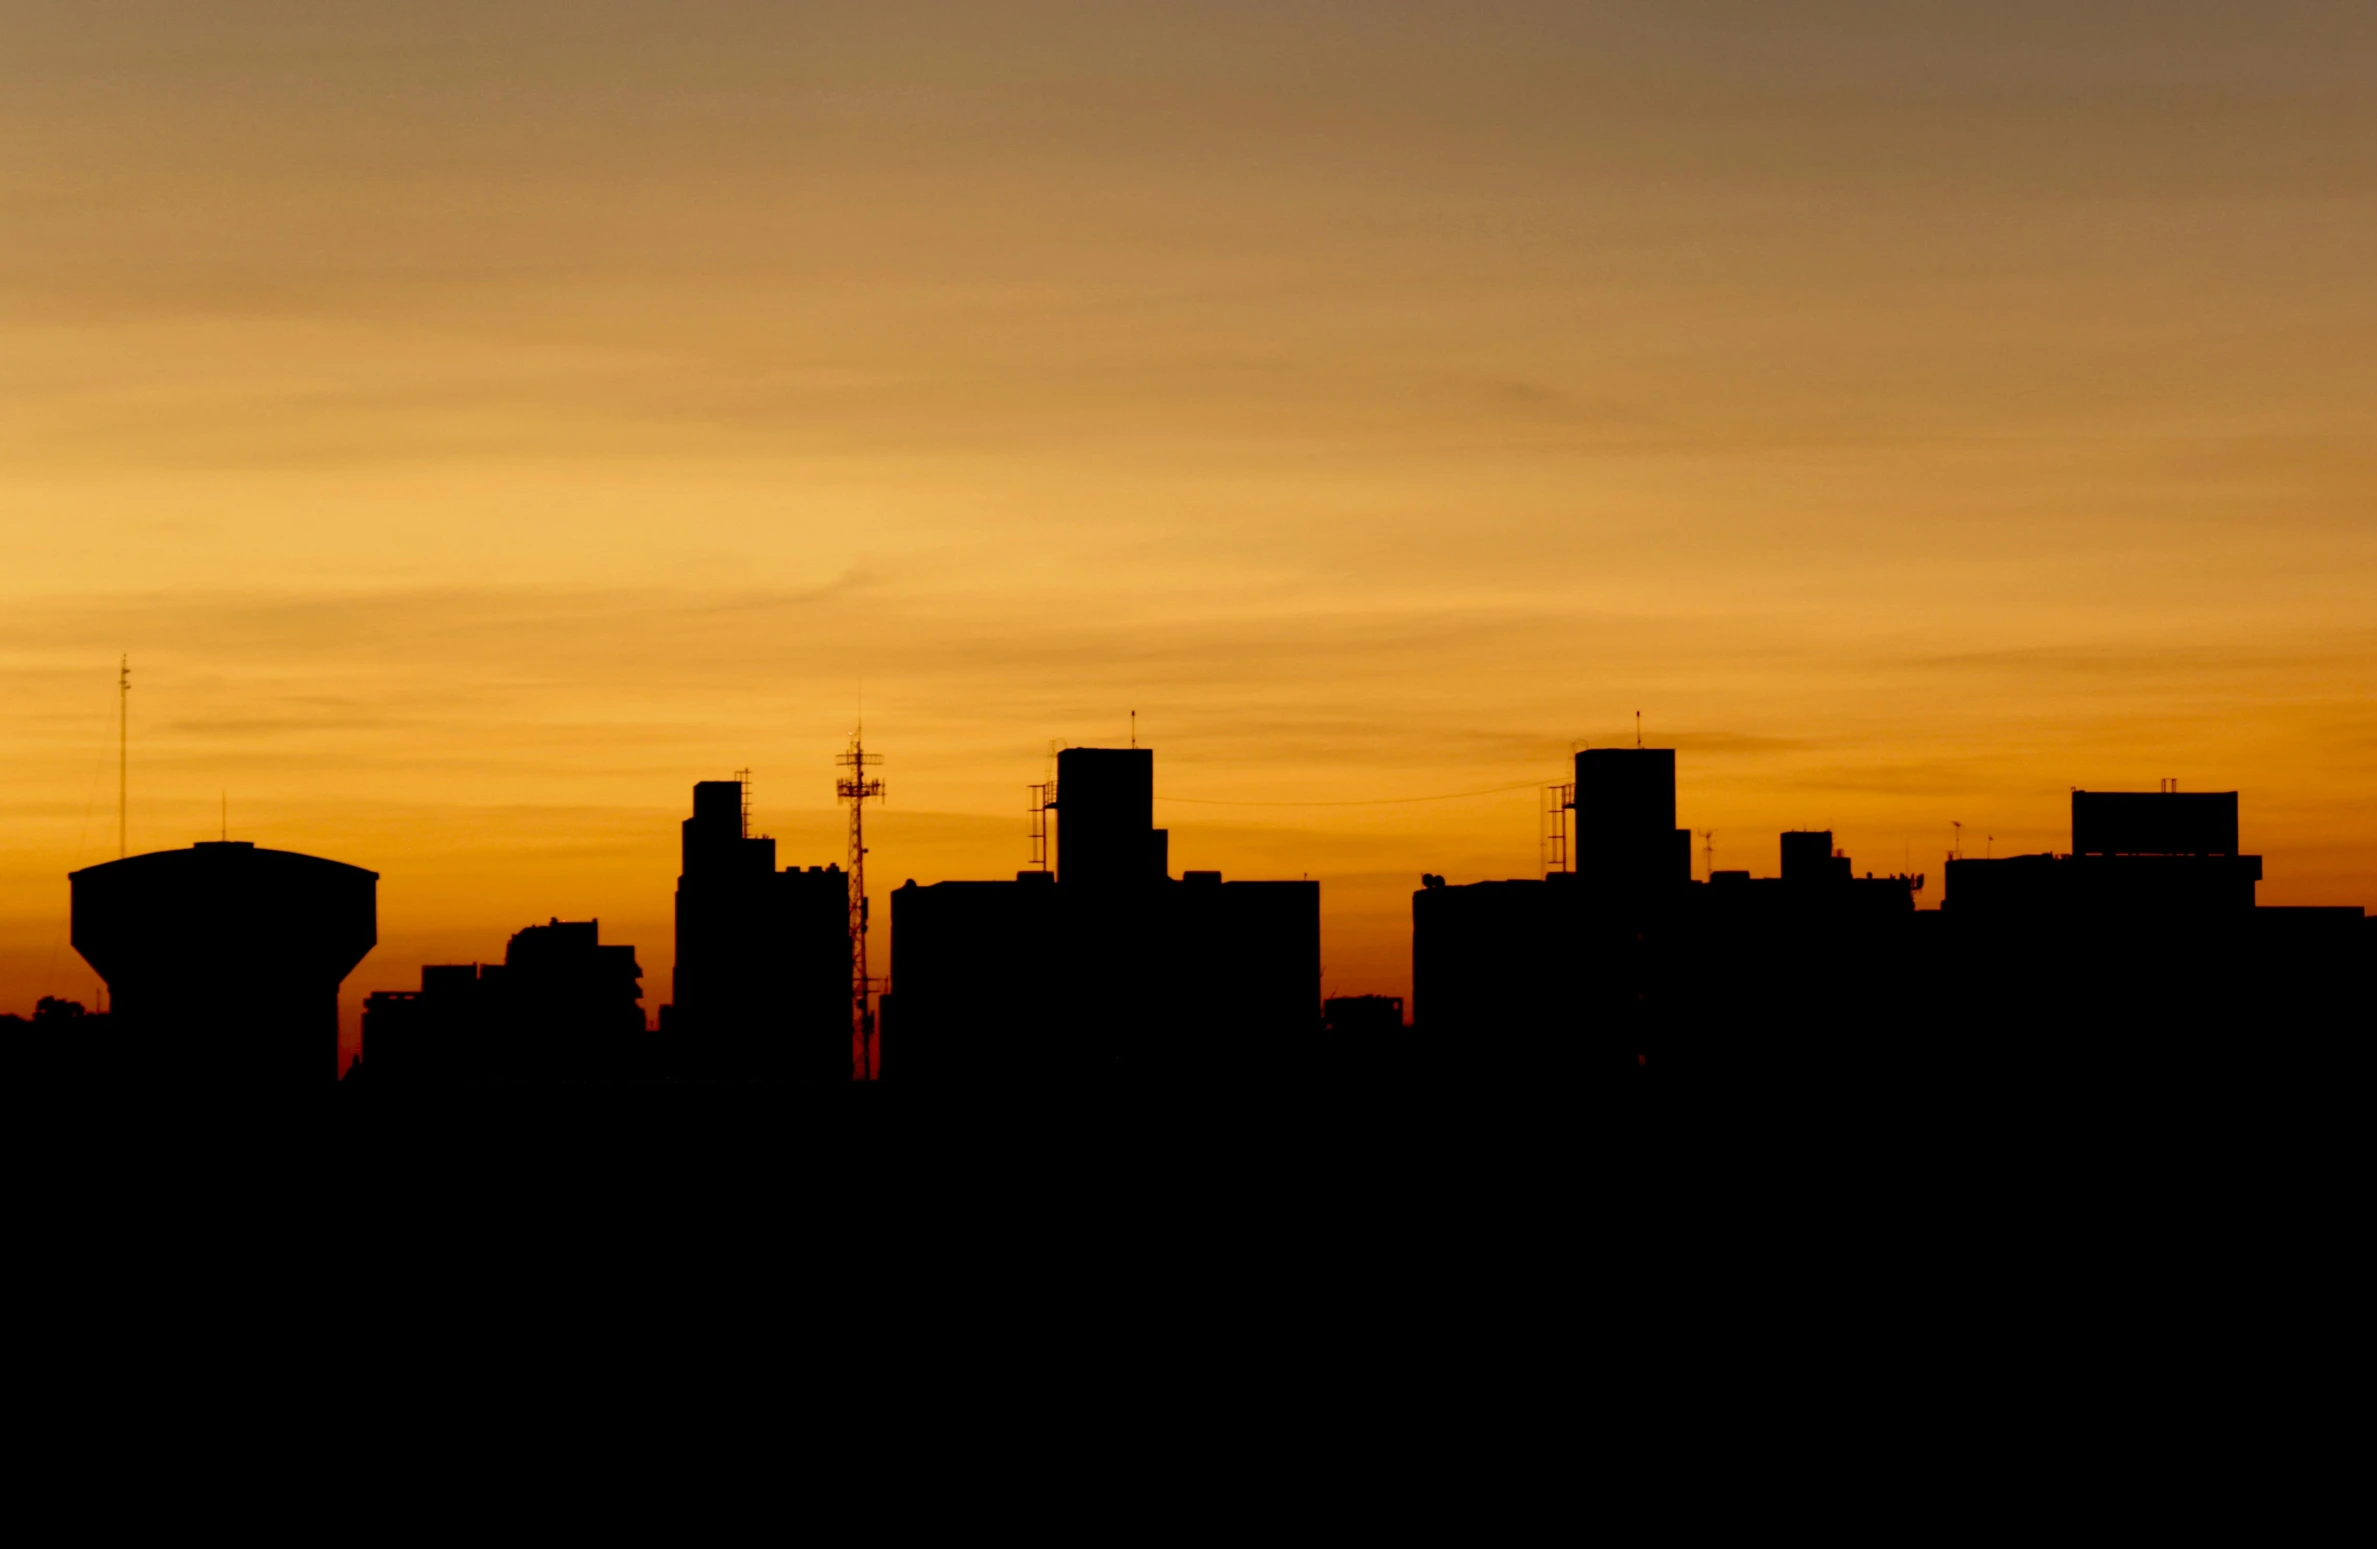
[1052, 748, 1168, 887]
[1573, 747, 1693, 896]
[1413, 873, 1585, 1065]
[1308, 994, 1412, 1080]
[664, 779, 850, 1083]
[1415, 753, 1922, 1072]
[2073, 790, 2238, 858]
[361, 966, 478, 1084]
[1937, 789, 2363, 1037]
[0, 997, 113, 1084]
[1780, 830, 1851, 887]
[1324, 995, 1405, 1039]
[888, 746, 1318, 1084]
[70, 841, 377, 1083]
[1416, 748, 1707, 1070]
[497, 918, 648, 1077]
[1945, 792, 2258, 921]
[1683, 831, 1921, 1059]
[1417, 767, 2367, 1076]
[362, 918, 647, 1083]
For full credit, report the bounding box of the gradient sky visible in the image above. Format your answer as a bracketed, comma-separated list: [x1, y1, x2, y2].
[6, 2, 2375, 1055]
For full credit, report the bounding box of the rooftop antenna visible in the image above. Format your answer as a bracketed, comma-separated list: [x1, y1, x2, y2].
[837, 727, 885, 1081]
[733, 768, 753, 838]
[1131, 710, 1137, 749]
[1701, 829, 1714, 880]
[1635, 710, 1642, 748]
[1951, 820, 1963, 861]
[1029, 739, 1057, 871]
[117, 656, 129, 859]
[1028, 780, 1054, 872]
[1541, 775, 1574, 876]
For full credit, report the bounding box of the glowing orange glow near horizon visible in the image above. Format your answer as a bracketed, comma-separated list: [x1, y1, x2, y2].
[5, 5, 2374, 1062]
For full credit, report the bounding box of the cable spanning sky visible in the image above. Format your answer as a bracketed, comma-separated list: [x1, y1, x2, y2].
[5, 3, 2374, 1053]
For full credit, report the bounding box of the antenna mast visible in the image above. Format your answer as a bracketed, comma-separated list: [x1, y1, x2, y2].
[118, 656, 129, 859]
[1029, 783, 1055, 872]
[1541, 778, 1573, 876]
[1028, 739, 1057, 873]
[837, 729, 885, 1081]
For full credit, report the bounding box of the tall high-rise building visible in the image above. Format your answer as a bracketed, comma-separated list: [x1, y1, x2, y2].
[666, 779, 850, 1082]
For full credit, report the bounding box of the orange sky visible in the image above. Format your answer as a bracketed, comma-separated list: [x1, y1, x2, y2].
[5, 4, 2375, 1058]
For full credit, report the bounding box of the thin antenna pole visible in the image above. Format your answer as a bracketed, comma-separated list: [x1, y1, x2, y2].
[1131, 710, 1137, 749]
[1635, 710, 1642, 748]
[118, 656, 128, 859]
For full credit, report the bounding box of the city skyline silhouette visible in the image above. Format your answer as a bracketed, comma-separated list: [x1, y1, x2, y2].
[5, 6, 2376, 1062]
[10, 732, 2365, 1083]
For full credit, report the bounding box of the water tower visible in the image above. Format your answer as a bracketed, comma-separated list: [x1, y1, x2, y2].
[72, 842, 378, 1083]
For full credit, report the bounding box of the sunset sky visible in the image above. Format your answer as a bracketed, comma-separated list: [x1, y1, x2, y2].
[5, 3, 2374, 1055]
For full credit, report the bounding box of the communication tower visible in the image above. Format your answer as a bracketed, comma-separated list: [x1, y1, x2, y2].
[837, 731, 885, 1080]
